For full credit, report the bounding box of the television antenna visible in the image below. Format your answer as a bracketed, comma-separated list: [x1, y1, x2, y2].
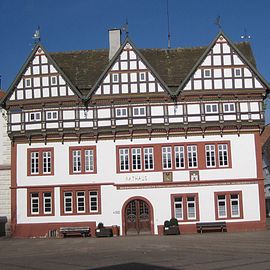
[166, 0, 171, 49]
[214, 16, 222, 30]
[33, 26, 41, 44]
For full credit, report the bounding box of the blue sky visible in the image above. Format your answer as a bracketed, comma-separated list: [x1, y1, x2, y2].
[1, 0, 270, 120]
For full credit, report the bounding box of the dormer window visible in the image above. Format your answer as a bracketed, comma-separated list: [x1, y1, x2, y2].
[51, 76, 57, 85]
[26, 79, 31, 87]
[235, 68, 241, 77]
[112, 74, 119, 82]
[204, 69, 211, 78]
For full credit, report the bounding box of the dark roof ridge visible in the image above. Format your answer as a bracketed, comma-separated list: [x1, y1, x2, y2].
[50, 48, 108, 55]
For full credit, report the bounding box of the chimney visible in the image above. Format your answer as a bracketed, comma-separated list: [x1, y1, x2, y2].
[109, 29, 121, 60]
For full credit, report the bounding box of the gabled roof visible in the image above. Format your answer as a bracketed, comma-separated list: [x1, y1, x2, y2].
[1, 43, 82, 106]
[175, 31, 268, 96]
[49, 35, 258, 98]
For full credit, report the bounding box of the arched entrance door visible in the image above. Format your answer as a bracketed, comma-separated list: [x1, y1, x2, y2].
[125, 199, 151, 235]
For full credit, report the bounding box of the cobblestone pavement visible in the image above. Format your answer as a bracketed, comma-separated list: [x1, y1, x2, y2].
[0, 224, 270, 270]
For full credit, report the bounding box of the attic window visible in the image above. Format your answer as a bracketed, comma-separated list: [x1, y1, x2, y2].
[204, 69, 211, 77]
[235, 69, 241, 77]
[51, 76, 57, 85]
[113, 74, 119, 82]
[25, 79, 31, 87]
[140, 72, 146, 81]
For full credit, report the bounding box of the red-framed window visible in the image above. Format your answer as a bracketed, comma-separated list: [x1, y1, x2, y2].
[69, 146, 97, 174]
[60, 186, 101, 215]
[171, 193, 200, 222]
[116, 141, 231, 173]
[27, 188, 54, 217]
[27, 148, 54, 176]
[214, 191, 243, 220]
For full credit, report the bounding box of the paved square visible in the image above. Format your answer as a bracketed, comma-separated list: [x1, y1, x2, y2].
[1, 226, 270, 270]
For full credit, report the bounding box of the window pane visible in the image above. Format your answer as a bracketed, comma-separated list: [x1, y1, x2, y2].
[43, 151, 51, 174]
[218, 144, 228, 167]
[77, 191, 85, 213]
[90, 191, 98, 212]
[73, 150, 81, 173]
[187, 145, 197, 168]
[175, 146, 185, 169]
[187, 197, 196, 219]
[218, 195, 227, 218]
[85, 149, 94, 172]
[31, 152, 39, 174]
[31, 193, 39, 214]
[162, 147, 172, 169]
[64, 192, 73, 213]
[132, 148, 141, 170]
[174, 197, 183, 219]
[144, 148, 154, 170]
[120, 148, 129, 171]
[43, 192, 52, 214]
[205, 144, 216, 167]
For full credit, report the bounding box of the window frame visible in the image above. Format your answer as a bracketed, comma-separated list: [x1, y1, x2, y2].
[115, 107, 128, 118]
[27, 148, 54, 176]
[27, 188, 54, 217]
[133, 106, 146, 117]
[171, 193, 200, 222]
[69, 146, 97, 175]
[205, 104, 218, 114]
[29, 112, 41, 122]
[215, 191, 243, 220]
[46, 111, 58, 121]
[60, 186, 101, 216]
[223, 103, 235, 113]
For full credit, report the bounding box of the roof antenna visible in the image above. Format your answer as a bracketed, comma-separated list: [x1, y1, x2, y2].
[166, 0, 171, 49]
[33, 26, 41, 45]
[241, 28, 251, 41]
[122, 18, 129, 38]
[214, 15, 222, 30]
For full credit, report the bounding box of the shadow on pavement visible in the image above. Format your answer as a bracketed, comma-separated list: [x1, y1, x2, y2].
[90, 262, 177, 270]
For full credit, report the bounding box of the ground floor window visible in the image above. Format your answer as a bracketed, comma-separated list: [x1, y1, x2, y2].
[215, 191, 243, 220]
[27, 188, 54, 216]
[61, 186, 101, 215]
[171, 193, 199, 221]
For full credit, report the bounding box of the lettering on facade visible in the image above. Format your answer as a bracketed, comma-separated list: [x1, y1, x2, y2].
[125, 175, 148, 182]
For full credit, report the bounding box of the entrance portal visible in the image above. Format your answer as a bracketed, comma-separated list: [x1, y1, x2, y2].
[125, 199, 151, 235]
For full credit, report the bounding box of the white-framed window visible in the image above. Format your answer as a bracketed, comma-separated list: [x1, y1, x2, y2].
[72, 150, 81, 173]
[43, 192, 52, 214]
[132, 148, 142, 171]
[112, 74, 119, 82]
[144, 147, 154, 170]
[25, 78, 31, 87]
[139, 72, 146, 81]
[162, 147, 172, 169]
[187, 196, 196, 220]
[46, 111, 58, 120]
[230, 194, 240, 217]
[235, 68, 241, 77]
[76, 191, 85, 213]
[31, 152, 39, 174]
[29, 112, 41, 122]
[175, 146, 185, 169]
[64, 192, 73, 214]
[223, 103, 235, 113]
[116, 108, 128, 117]
[217, 195, 227, 218]
[187, 145, 197, 168]
[89, 191, 98, 213]
[133, 106, 146, 116]
[85, 149, 94, 172]
[218, 144, 228, 167]
[205, 145, 216, 167]
[205, 104, 218, 114]
[204, 69, 211, 77]
[42, 151, 51, 174]
[174, 197, 183, 220]
[119, 148, 129, 171]
[31, 193, 39, 215]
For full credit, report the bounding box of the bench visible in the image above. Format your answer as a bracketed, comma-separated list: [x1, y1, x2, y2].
[196, 222, 226, 234]
[59, 227, 90, 237]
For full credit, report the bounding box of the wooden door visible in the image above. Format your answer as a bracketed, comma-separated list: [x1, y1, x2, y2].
[125, 199, 151, 235]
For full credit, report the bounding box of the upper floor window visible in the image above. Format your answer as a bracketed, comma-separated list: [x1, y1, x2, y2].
[218, 144, 229, 167]
[162, 147, 172, 170]
[215, 192, 243, 220]
[116, 108, 128, 117]
[223, 103, 235, 113]
[51, 76, 57, 85]
[234, 68, 241, 77]
[69, 146, 96, 174]
[175, 146, 185, 169]
[27, 148, 54, 176]
[205, 145, 216, 167]
[204, 69, 211, 77]
[112, 74, 119, 82]
[46, 111, 58, 120]
[29, 112, 41, 122]
[25, 78, 31, 87]
[205, 104, 218, 114]
[133, 107, 146, 117]
[140, 72, 146, 81]
[187, 145, 198, 168]
[144, 148, 154, 170]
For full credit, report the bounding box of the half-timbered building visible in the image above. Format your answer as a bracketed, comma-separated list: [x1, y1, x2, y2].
[1, 30, 268, 237]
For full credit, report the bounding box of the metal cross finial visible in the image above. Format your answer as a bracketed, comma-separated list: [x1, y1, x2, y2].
[122, 18, 129, 38]
[33, 26, 41, 44]
[214, 15, 222, 30]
